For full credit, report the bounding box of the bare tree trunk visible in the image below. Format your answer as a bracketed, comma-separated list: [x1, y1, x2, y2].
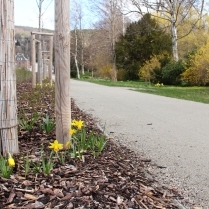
[0, 0, 19, 154]
[38, 0, 43, 32]
[110, 1, 117, 81]
[170, 1, 178, 61]
[79, 20, 85, 75]
[55, 0, 71, 144]
[171, 20, 178, 61]
[81, 53, 85, 75]
[31, 34, 36, 88]
[74, 29, 80, 79]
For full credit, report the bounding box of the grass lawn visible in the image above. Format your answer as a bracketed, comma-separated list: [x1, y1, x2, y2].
[80, 78, 209, 104]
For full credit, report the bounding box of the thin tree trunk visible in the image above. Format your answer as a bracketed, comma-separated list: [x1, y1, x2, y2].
[55, 0, 71, 144]
[0, 0, 19, 154]
[171, 16, 179, 61]
[74, 29, 80, 79]
[80, 23, 85, 75]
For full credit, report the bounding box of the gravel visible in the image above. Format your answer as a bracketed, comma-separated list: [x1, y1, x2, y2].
[71, 79, 209, 208]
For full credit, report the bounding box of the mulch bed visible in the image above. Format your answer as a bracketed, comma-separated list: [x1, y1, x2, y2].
[0, 82, 188, 209]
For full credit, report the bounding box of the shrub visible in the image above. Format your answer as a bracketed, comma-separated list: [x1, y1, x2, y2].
[97, 65, 112, 80]
[139, 53, 171, 83]
[139, 55, 161, 82]
[117, 69, 128, 81]
[70, 70, 77, 78]
[181, 42, 209, 86]
[162, 60, 185, 85]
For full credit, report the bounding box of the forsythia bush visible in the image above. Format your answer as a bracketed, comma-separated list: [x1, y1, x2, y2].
[98, 64, 113, 79]
[181, 41, 209, 85]
[139, 55, 161, 82]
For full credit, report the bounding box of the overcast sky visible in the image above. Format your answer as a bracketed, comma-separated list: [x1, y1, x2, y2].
[14, 0, 98, 30]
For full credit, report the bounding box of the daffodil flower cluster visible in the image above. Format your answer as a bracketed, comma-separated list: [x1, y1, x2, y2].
[155, 82, 164, 87]
[70, 119, 84, 136]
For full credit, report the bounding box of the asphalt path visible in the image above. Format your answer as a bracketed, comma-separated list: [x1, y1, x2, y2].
[70, 79, 209, 208]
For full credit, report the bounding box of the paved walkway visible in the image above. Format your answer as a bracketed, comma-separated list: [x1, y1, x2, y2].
[70, 79, 209, 208]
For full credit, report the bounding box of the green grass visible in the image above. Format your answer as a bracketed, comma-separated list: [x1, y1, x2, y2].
[16, 68, 32, 84]
[80, 78, 209, 104]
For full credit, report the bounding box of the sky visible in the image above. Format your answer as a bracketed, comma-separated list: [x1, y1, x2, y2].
[14, 0, 99, 30]
[14, 0, 54, 29]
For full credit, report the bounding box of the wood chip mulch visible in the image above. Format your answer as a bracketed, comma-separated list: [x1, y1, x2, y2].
[0, 82, 188, 209]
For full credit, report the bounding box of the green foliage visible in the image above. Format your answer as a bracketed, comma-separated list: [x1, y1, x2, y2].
[41, 115, 55, 134]
[41, 151, 54, 175]
[18, 113, 39, 132]
[23, 154, 31, 178]
[116, 13, 172, 80]
[71, 129, 107, 159]
[69, 120, 107, 159]
[162, 60, 185, 85]
[0, 155, 14, 179]
[139, 53, 172, 83]
[70, 70, 77, 78]
[139, 55, 161, 82]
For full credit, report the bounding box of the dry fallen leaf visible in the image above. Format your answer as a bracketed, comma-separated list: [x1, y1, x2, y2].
[54, 188, 64, 198]
[24, 193, 38, 200]
[117, 196, 123, 205]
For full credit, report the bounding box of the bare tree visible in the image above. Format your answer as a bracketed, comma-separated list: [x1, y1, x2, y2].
[71, 0, 88, 78]
[73, 28, 81, 79]
[94, 0, 124, 81]
[36, 0, 53, 31]
[130, 0, 205, 61]
[0, 0, 19, 154]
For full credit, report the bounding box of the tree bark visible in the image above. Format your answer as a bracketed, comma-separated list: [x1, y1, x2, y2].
[171, 20, 179, 61]
[55, 0, 71, 144]
[170, 1, 179, 61]
[74, 29, 80, 79]
[0, 0, 19, 154]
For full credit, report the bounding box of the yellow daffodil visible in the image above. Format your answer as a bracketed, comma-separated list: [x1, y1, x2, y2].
[71, 119, 77, 126]
[49, 140, 63, 152]
[8, 154, 15, 167]
[70, 128, 77, 136]
[76, 120, 84, 130]
[64, 141, 71, 149]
